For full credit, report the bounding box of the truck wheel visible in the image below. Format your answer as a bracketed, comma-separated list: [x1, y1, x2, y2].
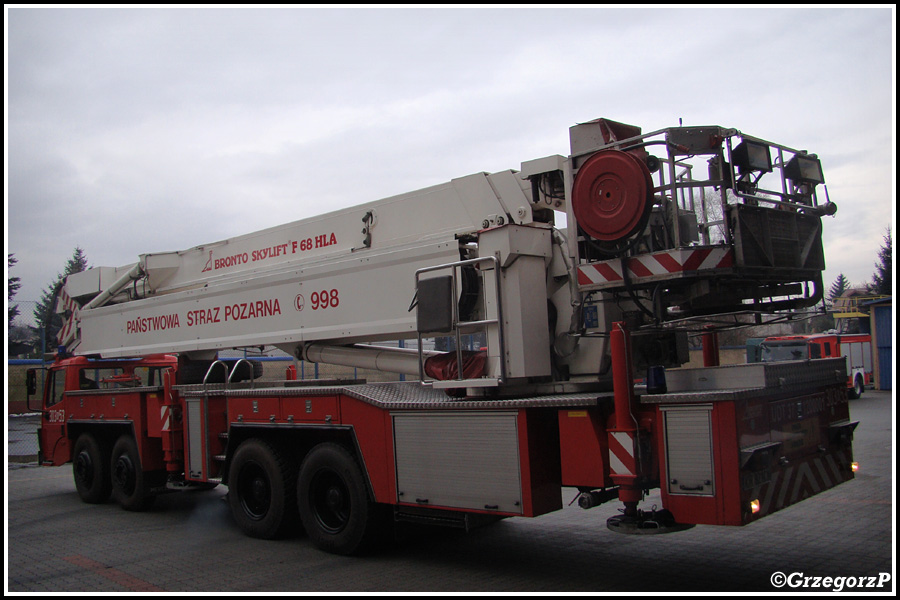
[110, 435, 156, 511]
[297, 443, 385, 555]
[849, 375, 864, 399]
[227, 438, 299, 539]
[72, 433, 112, 504]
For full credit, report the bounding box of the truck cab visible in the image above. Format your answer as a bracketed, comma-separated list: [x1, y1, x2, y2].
[27, 355, 179, 508]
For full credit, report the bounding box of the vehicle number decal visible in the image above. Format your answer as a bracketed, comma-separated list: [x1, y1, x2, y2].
[310, 289, 340, 310]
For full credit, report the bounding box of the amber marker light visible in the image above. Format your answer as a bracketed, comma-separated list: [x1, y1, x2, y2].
[851, 462, 859, 473]
[750, 499, 761, 514]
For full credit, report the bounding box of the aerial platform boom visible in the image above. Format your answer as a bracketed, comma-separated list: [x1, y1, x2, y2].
[59, 117, 835, 390]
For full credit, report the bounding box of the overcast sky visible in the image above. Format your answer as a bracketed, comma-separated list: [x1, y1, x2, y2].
[5, 6, 896, 311]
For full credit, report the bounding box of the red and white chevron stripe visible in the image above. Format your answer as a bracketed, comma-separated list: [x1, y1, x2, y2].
[577, 247, 734, 288]
[161, 405, 172, 431]
[749, 450, 852, 516]
[56, 286, 80, 347]
[608, 430, 637, 477]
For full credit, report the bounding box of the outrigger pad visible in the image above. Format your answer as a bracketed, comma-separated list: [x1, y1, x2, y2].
[606, 509, 695, 535]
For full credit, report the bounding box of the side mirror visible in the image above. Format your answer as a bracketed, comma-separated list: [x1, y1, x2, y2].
[26, 369, 41, 412]
[26, 369, 37, 396]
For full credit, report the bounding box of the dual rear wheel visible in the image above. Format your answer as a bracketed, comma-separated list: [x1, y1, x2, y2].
[72, 433, 158, 511]
[72, 431, 387, 554]
[227, 439, 386, 555]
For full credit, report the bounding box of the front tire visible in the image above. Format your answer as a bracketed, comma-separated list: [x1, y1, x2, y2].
[73, 433, 111, 504]
[297, 443, 386, 555]
[227, 438, 299, 539]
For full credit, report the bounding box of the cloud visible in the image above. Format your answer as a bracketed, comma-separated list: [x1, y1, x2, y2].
[7, 6, 894, 308]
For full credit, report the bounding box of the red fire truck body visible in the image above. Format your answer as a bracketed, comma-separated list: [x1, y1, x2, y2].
[27, 118, 857, 555]
[31, 352, 855, 550]
[759, 333, 873, 398]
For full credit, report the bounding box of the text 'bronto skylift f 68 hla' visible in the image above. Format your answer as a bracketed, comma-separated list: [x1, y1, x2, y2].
[27, 117, 856, 555]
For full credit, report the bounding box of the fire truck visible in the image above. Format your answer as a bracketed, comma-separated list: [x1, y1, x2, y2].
[27, 118, 858, 555]
[759, 333, 873, 399]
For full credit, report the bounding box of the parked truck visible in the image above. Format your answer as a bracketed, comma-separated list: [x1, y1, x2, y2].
[759, 333, 873, 398]
[27, 118, 858, 555]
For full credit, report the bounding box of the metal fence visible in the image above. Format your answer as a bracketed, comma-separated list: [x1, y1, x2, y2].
[8, 301, 43, 460]
[8, 300, 51, 414]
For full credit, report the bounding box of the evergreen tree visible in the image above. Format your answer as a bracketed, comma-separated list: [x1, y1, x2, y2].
[827, 272, 849, 303]
[871, 227, 892, 295]
[33, 247, 90, 352]
[8, 253, 21, 326]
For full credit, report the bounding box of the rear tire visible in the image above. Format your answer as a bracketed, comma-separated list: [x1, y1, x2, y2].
[297, 443, 387, 555]
[849, 375, 865, 399]
[110, 435, 156, 511]
[73, 433, 112, 504]
[227, 438, 299, 539]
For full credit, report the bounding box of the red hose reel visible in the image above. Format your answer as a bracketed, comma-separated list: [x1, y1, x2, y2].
[572, 150, 654, 243]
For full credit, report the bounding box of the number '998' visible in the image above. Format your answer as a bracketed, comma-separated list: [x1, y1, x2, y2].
[310, 289, 340, 310]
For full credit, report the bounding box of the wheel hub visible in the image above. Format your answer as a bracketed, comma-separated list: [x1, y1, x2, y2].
[325, 486, 344, 512]
[251, 478, 268, 503]
[312, 471, 350, 533]
[239, 465, 271, 520]
[75, 451, 93, 484]
[114, 455, 136, 493]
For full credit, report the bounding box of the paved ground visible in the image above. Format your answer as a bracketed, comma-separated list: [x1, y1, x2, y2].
[6, 390, 895, 593]
[7, 412, 39, 462]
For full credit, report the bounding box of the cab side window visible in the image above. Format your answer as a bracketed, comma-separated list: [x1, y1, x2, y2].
[79, 369, 99, 390]
[80, 367, 127, 389]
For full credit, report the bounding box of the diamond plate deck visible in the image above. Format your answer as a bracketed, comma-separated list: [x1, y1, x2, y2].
[177, 380, 610, 410]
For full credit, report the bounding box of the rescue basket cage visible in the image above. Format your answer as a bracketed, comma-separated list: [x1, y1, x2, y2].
[564, 120, 832, 322]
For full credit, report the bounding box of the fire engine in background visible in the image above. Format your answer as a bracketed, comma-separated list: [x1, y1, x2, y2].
[27, 118, 858, 555]
[759, 333, 873, 399]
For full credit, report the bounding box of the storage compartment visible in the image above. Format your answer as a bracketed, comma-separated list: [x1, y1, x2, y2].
[392, 409, 562, 517]
[393, 411, 523, 514]
[661, 405, 714, 496]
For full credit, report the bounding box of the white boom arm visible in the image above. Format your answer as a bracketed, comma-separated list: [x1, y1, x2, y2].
[62, 170, 540, 364]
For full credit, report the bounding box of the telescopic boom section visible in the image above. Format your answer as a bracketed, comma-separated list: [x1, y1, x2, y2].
[60, 170, 533, 361]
